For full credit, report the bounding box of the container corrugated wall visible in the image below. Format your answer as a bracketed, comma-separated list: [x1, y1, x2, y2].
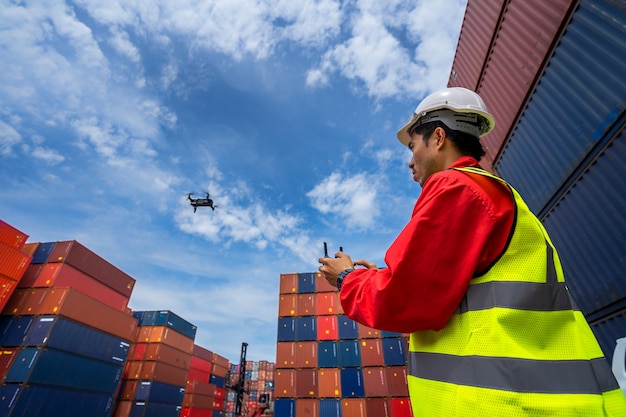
[450, 0, 576, 171]
[451, 0, 626, 362]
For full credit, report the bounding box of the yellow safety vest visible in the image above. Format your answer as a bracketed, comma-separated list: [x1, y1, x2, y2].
[407, 166, 626, 416]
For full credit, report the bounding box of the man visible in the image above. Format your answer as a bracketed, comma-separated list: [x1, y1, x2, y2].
[318, 87, 626, 416]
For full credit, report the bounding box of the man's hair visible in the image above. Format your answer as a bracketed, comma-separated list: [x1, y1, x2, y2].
[409, 120, 486, 160]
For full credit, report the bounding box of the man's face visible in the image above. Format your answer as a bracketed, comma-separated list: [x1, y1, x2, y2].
[407, 129, 439, 186]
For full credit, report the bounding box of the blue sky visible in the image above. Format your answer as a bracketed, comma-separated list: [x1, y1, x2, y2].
[0, 0, 467, 362]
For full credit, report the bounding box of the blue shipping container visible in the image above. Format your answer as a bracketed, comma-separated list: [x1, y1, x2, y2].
[0, 384, 114, 417]
[338, 340, 361, 368]
[23, 315, 130, 365]
[297, 273, 316, 293]
[318, 341, 339, 368]
[5, 347, 123, 394]
[273, 399, 295, 417]
[30, 242, 56, 264]
[277, 317, 296, 342]
[0, 316, 33, 347]
[382, 337, 407, 366]
[296, 316, 316, 341]
[340, 368, 365, 398]
[134, 310, 197, 340]
[337, 315, 359, 340]
[129, 401, 182, 417]
[320, 398, 342, 417]
[134, 380, 185, 404]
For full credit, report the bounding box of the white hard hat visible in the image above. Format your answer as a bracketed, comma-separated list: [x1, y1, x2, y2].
[397, 87, 495, 146]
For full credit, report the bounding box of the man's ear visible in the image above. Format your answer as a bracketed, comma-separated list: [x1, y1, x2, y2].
[434, 126, 447, 149]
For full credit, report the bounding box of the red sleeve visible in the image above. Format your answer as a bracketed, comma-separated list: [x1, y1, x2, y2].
[339, 168, 514, 333]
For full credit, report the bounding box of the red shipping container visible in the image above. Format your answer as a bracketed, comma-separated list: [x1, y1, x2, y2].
[362, 367, 387, 397]
[47, 240, 135, 297]
[317, 368, 341, 398]
[317, 316, 338, 340]
[0, 348, 19, 381]
[0, 220, 28, 250]
[180, 407, 212, 417]
[214, 387, 225, 400]
[279, 273, 298, 294]
[278, 294, 297, 317]
[0, 276, 18, 312]
[187, 367, 210, 382]
[130, 343, 148, 361]
[295, 369, 317, 398]
[295, 341, 317, 369]
[34, 263, 129, 311]
[385, 366, 409, 397]
[13, 287, 137, 341]
[274, 369, 296, 398]
[342, 398, 366, 417]
[296, 294, 315, 316]
[296, 398, 318, 416]
[16, 264, 43, 288]
[388, 397, 413, 417]
[360, 339, 385, 367]
[190, 356, 212, 374]
[0, 241, 31, 281]
[212, 397, 225, 410]
[119, 380, 139, 400]
[193, 344, 213, 362]
[276, 342, 296, 369]
[366, 398, 390, 417]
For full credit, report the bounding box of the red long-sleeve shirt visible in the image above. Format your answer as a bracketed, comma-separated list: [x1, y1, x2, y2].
[339, 156, 515, 333]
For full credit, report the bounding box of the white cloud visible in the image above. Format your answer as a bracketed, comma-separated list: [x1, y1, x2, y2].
[32, 147, 65, 165]
[307, 172, 380, 229]
[306, 0, 467, 99]
[0, 121, 22, 156]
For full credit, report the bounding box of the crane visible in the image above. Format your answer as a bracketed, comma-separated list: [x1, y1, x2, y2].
[228, 342, 272, 417]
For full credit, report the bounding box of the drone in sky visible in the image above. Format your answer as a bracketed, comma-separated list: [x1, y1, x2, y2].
[187, 192, 217, 213]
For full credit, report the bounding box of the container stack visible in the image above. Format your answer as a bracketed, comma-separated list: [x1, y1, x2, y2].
[209, 351, 230, 415]
[224, 359, 275, 416]
[181, 344, 219, 417]
[114, 310, 197, 417]
[0, 239, 137, 417]
[0, 220, 30, 310]
[274, 272, 413, 417]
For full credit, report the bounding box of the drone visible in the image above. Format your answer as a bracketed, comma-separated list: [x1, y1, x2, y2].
[187, 192, 217, 213]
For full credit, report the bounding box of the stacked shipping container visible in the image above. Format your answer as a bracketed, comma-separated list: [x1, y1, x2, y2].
[114, 310, 196, 417]
[225, 360, 275, 416]
[0, 238, 137, 416]
[274, 272, 413, 417]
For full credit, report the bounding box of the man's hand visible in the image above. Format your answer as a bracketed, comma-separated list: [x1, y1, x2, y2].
[318, 251, 354, 287]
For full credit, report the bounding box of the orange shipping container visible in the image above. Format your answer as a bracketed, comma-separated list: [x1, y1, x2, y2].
[211, 352, 229, 369]
[315, 272, 336, 292]
[295, 341, 317, 369]
[358, 323, 381, 339]
[183, 392, 214, 408]
[274, 369, 295, 398]
[143, 342, 191, 370]
[193, 344, 213, 362]
[34, 263, 129, 311]
[125, 360, 188, 386]
[276, 342, 296, 369]
[317, 368, 341, 398]
[279, 273, 298, 294]
[342, 398, 367, 417]
[6, 287, 137, 341]
[186, 380, 216, 397]
[0, 276, 18, 312]
[136, 325, 194, 354]
[315, 292, 337, 316]
[278, 294, 297, 317]
[296, 294, 315, 316]
[21, 242, 39, 257]
[362, 367, 387, 397]
[385, 366, 409, 397]
[16, 264, 43, 288]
